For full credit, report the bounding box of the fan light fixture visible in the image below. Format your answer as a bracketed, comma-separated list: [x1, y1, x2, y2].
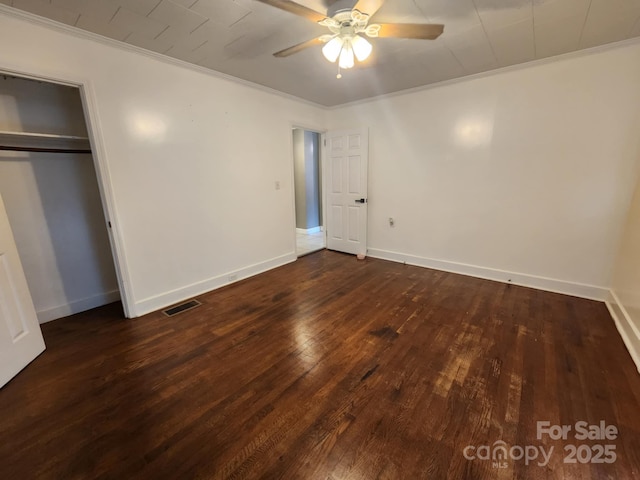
[318, 10, 379, 77]
[322, 34, 372, 68]
[268, 1, 445, 80]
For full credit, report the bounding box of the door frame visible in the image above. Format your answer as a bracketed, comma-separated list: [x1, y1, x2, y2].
[289, 122, 327, 257]
[0, 64, 134, 318]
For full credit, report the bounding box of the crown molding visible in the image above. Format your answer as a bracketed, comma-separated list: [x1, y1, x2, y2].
[0, 4, 329, 110]
[329, 35, 640, 110]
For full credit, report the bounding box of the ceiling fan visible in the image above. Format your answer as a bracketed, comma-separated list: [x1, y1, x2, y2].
[257, 0, 444, 77]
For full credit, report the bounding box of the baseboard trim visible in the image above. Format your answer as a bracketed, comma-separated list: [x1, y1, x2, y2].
[367, 248, 609, 301]
[296, 227, 322, 234]
[606, 290, 640, 374]
[37, 289, 121, 324]
[133, 252, 297, 317]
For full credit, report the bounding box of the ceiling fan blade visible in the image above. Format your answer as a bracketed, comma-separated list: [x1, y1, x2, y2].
[377, 23, 444, 40]
[255, 0, 327, 22]
[273, 37, 325, 57]
[354, 0, 384, 16]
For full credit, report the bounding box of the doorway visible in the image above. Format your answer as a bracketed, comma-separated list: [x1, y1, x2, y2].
[0, 73, 121, 324]
[292, 128, 325, 256]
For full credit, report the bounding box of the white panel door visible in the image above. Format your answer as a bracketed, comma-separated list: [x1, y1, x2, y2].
[326, 128, 369, 256]
[0, 193, 45, 388]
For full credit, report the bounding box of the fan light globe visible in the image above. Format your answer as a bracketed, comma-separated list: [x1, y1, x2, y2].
[322, 34, 371, 70]
[351, 35, 372, 61]
[338, 41, 355, 68]
[322, 37, 343, 63]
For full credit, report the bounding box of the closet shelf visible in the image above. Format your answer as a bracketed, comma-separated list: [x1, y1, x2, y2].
[0, 130, 91, 154]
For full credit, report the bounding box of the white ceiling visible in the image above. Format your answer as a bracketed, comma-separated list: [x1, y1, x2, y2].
[2, 0, 640, 106]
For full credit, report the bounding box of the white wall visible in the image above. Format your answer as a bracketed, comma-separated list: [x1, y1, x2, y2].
[304, 130, 321, 230]
[293, 128, 307, 229]
[329, 42, 640, 299]
[293, 129, 321, 231]
[0, 76, 119, 322]
[609, 172, 640, 372]
[0, 10, 326, 317]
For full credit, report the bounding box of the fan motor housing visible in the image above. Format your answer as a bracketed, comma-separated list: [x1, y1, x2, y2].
[328, 0, 358, 19]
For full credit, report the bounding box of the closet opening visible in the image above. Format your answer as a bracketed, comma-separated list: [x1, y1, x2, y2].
[0, 73, 123, 324]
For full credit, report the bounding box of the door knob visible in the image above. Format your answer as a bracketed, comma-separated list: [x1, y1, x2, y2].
[355, 198, 367, 204]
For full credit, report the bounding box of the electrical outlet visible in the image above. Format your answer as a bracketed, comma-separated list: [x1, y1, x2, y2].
[389, 217, 395, 227]
[275, 181, 281, 190]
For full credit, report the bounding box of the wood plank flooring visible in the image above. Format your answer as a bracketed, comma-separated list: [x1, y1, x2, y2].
[1, 250, 639, 479]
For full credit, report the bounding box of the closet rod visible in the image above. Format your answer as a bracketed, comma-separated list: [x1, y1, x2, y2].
[0, 145, 91, 154]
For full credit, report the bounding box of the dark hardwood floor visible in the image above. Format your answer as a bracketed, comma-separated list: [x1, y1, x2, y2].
[1, 250, 639, 479]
